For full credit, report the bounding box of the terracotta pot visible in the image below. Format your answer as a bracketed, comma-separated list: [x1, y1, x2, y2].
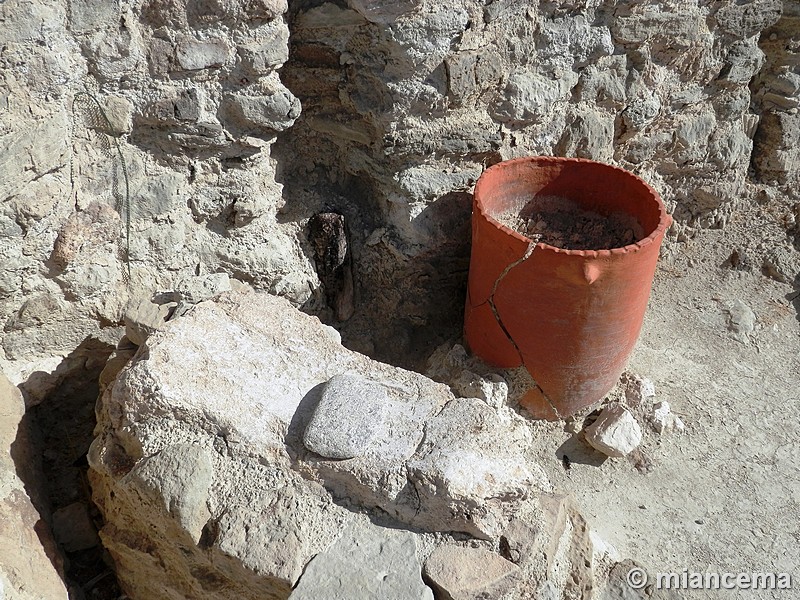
[463, 157, 671, 419]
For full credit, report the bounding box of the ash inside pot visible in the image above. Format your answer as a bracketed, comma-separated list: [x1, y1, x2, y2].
[494, 195, 645, 250]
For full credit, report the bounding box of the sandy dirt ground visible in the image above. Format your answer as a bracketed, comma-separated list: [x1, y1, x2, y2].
[519, 207, 800, 598]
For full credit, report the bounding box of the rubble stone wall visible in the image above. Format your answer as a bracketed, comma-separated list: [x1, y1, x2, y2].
[1, 0, 797, 376]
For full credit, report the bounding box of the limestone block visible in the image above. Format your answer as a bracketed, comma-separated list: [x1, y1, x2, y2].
[715, 0, 783, 39]
[407, 397, 550, 538]
[124, 297, 172, 346]
[622, 93, 661, 130]
[237, 20, 290, 74]
[557, 110, 615, 161]
[131, 173, 184, 221]
[174, 273, 232, 305]
[722, 41, 765, 84]
[490, 70, 571, 124]
[584, 405, 642, 458]
[242, 0, 288, 21]
[175, 37, 231, 71]
[222, 82, 301, 131]
[289, 523, 433, 599]
[347, 0, 421, 24]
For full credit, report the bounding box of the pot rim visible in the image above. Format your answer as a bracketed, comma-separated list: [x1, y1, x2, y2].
[474, 156, 673, 258]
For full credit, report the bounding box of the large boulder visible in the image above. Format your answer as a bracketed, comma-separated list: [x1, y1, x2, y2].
[89, 290, 618, 598]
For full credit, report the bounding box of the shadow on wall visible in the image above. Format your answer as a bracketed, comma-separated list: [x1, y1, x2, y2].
[13, 337, 122, 599]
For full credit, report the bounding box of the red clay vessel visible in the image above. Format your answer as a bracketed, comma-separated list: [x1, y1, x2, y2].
[464, 157, 671, 419]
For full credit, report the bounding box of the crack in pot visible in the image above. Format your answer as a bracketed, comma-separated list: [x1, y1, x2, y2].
[486, 242, 562, 420]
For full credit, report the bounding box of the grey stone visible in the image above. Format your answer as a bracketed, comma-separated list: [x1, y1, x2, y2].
[237, 21, 290, 74]
[100, 95, 134, 135]
[715, 0, 783, 39]
[722, 41, 765, 84]
[584, 404, 642, 458]
[536, 16, 614, 69]
[242, 0, 288, 21]
[445, 50, 502, 106]
[175, 37, 230, 71]
[124, 297, 172, 346]
[725, 299, 756, 342]
[223, 85, 301, 132]
[303, 373, 389, 459]
[423, 545, 519, 600]
[51, 502, 100, 552]
[131, 173, 184, 221]
[289, 523, 434, 600]
[175, 273, 232, 305]
[490, 70, 568, 124]
[622, 93, 661, 130]
[119, 444, 213, 543]
[557, 110, 615, 161]
[613, 12, 704, 45]
[675, 111, 717, 164]
[68, 0, 120, 34]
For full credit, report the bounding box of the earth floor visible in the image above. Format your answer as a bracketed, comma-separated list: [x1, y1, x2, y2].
[520, 221, 799, 598]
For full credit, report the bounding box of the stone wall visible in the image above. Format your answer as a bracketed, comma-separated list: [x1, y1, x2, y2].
[277, 0, 795, 362]
[1, 0, 797, 375]
[0, 0, 316, 389]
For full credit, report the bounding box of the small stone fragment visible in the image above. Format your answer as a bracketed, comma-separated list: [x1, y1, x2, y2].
[423, 545, 520, 600]
[650, 401, 686, 435]
[175, 38, 230, 71]
[175, 273, 231, 305]
[450, 371, 508, 409]
[584, 404, 642, 458]
[623, 373, 656, 407]
[303, 373, 388, 459]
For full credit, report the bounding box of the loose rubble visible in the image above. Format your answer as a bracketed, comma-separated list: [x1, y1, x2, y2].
[584, 404, 643, 458]
[650, 401, 686, 435]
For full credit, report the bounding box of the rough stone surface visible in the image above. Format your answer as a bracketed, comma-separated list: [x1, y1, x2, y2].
[303, 373, 388, 459]
[0, 371, 69, 600]
[584, 405, 643, 458]
[124, 297, 173, 346]
[423, 545, 519, 600]
[289, 523, 433, 600]
[89, 291, 609, 599]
